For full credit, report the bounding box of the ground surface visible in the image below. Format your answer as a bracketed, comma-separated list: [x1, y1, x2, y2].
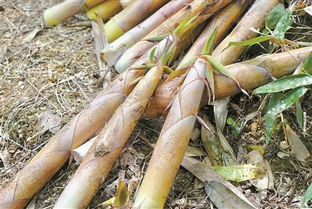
[0, 0, 312, 209]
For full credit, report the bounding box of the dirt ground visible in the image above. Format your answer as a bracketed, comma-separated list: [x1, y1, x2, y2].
[0, 0, 312, 209]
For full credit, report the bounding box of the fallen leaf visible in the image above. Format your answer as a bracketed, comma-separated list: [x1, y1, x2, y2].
[285, 125, 310, 162]
[248, 150, 274, 190]
[201, 116, 221, 166]
[181, 156, 256, 209]
[304, 6, 312, 16]
[211, 163, 265, 182]
[185, 146, 207, 157]
[38, 110, 61, 134]
[23, 27, 41, 43]
[205, 181, 255, 209]
[217, 130, 236, 165]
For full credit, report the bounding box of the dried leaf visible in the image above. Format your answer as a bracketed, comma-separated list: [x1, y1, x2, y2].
[248, 150, 274, 190]
[205, 181, 255, 209]
[181, 156, 256, 209]
[285, 125, 310, 162]
[214, 98, 229, 132]
[38, 110, 61, 134]
[23, 27, 41, 43]
[185, 146, 207, 157]
[201, 115, 221, 166]
[217, 130, 236, 166]
[304, 6, 312, 16]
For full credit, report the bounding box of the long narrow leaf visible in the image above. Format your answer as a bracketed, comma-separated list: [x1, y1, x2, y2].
[304, 52, 312, 74]
[212, 164, 265, 182]
[266, 87, 308, 116]
[273, 8, 293, 39]
[181, 156, 256, 209]
[253, 74, 312, 94]
[303, 184, 312, 207]
[224, 35, 274, 51]
[296, 101, 304, 130]
[264, 114, 277, 144]
[265, 3, 286, 29]
[202, 29, 218, 55]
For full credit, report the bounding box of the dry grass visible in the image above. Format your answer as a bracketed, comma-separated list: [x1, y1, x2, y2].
[0, 0, 311, 208]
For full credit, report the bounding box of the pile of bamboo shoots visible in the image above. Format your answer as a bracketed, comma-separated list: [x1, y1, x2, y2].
[1, 0, 311, 208]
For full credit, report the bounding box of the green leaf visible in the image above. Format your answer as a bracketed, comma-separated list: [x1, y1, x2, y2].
[263, 87, 308, 144]
[165, 67, 188, 81]
[226, 117, 241, 136]
[205, 61, 215, 101]
[266, 87, 308, 116]
[273, 8, 293, 39]
[149, 46, 157, 64]
[161, 41, 177, 66]
[145, 34, 168, 42]
[202, 28, 218, 55]
[174, 13, 200, 38]
[265, 4, 286, 30]
[303, 52, 312, 74]
[253, 74, 312, 94]
[303, 183, 312, 207]
[205, 56, 249, 96]
[224, 35, 273, 51]
[211, 164, 265, 182]
[163, 66, 174, 73]
[263, 93, 280, 143]
[296, 101, 304, 130]
[264, 92, 281, 114]
[264, 114, 277, 144]
[113, 180, 130, 207]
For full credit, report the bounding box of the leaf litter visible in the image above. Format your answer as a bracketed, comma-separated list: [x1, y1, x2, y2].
[1, 0, 312, 208]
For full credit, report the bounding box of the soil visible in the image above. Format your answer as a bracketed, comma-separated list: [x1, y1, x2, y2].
[0, 0, 312, 209]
